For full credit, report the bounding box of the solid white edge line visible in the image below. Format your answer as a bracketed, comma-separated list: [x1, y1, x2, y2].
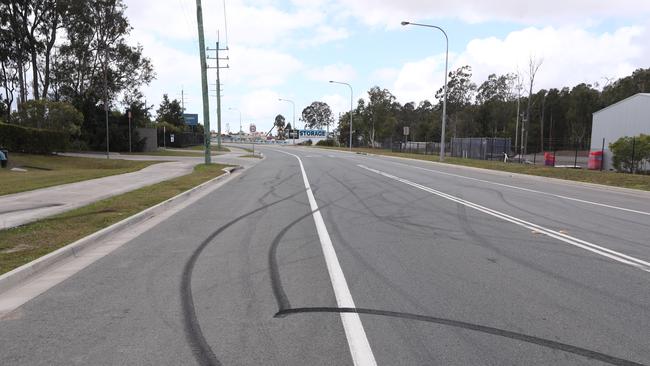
[358, 164, 650, 273]
[275, 150, 377, 366]
[351, 156, 650, 217]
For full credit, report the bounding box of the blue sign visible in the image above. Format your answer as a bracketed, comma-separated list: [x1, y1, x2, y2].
[183, 113, 199, 126]
[299, 130, 326, 137]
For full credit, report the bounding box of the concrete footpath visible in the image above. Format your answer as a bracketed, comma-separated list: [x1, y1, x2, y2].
[0, 149, 258, 230]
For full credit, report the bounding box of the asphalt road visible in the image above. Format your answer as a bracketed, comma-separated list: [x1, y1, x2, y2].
[1, 146, 648, 365]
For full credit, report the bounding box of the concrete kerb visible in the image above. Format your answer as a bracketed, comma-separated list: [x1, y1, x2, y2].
[308, 146, 650, 198]
[0, 166, 240, 295]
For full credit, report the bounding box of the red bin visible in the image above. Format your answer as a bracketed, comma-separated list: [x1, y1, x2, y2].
[544, 152, 555, 166]
[588, 150, 603, 170]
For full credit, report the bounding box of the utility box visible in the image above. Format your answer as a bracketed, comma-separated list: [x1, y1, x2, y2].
[0, 148, 8, 168]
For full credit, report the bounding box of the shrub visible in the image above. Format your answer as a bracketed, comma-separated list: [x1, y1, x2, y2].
[610, 134, 650, 173]
[0, 122, 70, 153]
[298, 139, 313, 146]
[11, 100, 83, 135]
[316, 139, 335, 147]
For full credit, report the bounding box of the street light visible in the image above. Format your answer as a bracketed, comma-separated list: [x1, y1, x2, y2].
[278, 98, 296, 143]
[401, 21, 449, 161]
[228, 107, 242, 140]
[329, 80, 353, 150]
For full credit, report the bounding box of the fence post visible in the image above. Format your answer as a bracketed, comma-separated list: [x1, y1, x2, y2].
[600, 137, 605, 171]
[574, 141, 579, 169]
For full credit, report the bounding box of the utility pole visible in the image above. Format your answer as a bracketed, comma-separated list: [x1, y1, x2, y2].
[194, 0, 211, 164]
[103, 42, 110, 159]
[207, 35, 229, 151]
[127, 109, 132, 153]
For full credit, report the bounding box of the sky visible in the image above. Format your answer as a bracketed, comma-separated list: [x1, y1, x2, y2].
[124, 0, 650, 134]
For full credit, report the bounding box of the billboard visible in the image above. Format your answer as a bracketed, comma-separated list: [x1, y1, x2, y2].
[183, 114, 199, 126]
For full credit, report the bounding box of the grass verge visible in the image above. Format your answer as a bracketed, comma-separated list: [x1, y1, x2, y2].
[311, 146, 650, 191]
[0, 163, 229, 274]
[186, 145, 230, 152]
[124, 150, 207, 157]
[0, 154, 160, 196]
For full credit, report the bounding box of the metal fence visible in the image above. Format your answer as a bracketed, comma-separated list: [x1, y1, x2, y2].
[157, 131, 204, 148]
[391, 141, 448, 155]
[450, 138, 512, 160]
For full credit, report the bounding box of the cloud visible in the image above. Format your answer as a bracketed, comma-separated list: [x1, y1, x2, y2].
[335, 0, 650, 26]
[305, 63, 357, 82]
[239, 89, 281, 121]
[389, 25, 648, 104]
[224, 47, 303, 87]
[321, 93, 349, 119]
[392, 54, 449, 104]
[307, 26, 350, 45]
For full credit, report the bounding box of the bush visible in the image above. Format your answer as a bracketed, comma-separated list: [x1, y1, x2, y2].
[297, 139, 313, 146]
[610, 134, 650, 173]
[316, 139, 335, 147]
[11, 100, 83, 135]
[0, 122, 70, 153]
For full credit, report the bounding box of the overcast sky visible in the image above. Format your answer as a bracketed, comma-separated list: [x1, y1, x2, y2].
[125, 0, 650, 133]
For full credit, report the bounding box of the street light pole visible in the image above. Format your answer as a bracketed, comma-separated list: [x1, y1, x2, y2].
[401, 21, 449, 161]
[329, 80, 353, 150]
[278, 98, 295, 144]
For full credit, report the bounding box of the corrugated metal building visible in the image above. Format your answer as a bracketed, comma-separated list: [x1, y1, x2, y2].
[590, 93, 650, 170]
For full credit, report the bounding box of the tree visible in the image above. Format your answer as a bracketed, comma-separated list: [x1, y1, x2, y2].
[565, 83, 601, 147]
[436, 65, 477, 138]
[524, 56, 543, 154]
[11, 99, 83, 135]
[274, 114, 286, 139]
[53, 0, 154, 107]
[301, 101, 333, 129]
[601, 68, 650, 106]
[610, 135, 650, 173]
[156, 94, 184, 128]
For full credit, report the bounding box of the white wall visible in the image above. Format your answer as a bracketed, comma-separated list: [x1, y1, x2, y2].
[590, 94, 650, 170]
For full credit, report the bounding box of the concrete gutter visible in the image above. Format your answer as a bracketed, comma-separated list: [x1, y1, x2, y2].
[0, 166, 239, 296]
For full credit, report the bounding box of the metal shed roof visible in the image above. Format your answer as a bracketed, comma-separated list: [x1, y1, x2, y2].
[593, 93, 650, 115]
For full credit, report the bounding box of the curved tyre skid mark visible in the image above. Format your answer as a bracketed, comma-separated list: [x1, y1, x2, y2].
[181, 194, 298, 366]
[273, 307, 646, 366]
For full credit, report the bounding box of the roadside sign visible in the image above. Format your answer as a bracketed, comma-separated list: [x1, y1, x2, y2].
[183, 114, 199, 126]
[403, 126, 410, 136]
[170, 134, 175, 143]
[250, 124, 257, 133]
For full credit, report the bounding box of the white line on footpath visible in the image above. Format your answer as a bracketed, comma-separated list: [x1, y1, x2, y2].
[276, 150, 377, 366]
[353, 157, 650, 217]
[358, 164, 650, 273]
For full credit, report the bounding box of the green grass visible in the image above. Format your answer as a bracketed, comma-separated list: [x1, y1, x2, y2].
[0, 163, 229, 274]
[124, 150, 206, 157]
[186, 145, 230, 152]
[312, 146, 650, 191]
[0, 154, 160, 196]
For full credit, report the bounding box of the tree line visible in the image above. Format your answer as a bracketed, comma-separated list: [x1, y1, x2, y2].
[331, 66, 650, 152]
[0, 0, 156, 151]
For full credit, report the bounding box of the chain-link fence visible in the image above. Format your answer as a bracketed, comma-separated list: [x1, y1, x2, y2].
[450, 138, 512, 160]
[391, 141, 448, 155]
